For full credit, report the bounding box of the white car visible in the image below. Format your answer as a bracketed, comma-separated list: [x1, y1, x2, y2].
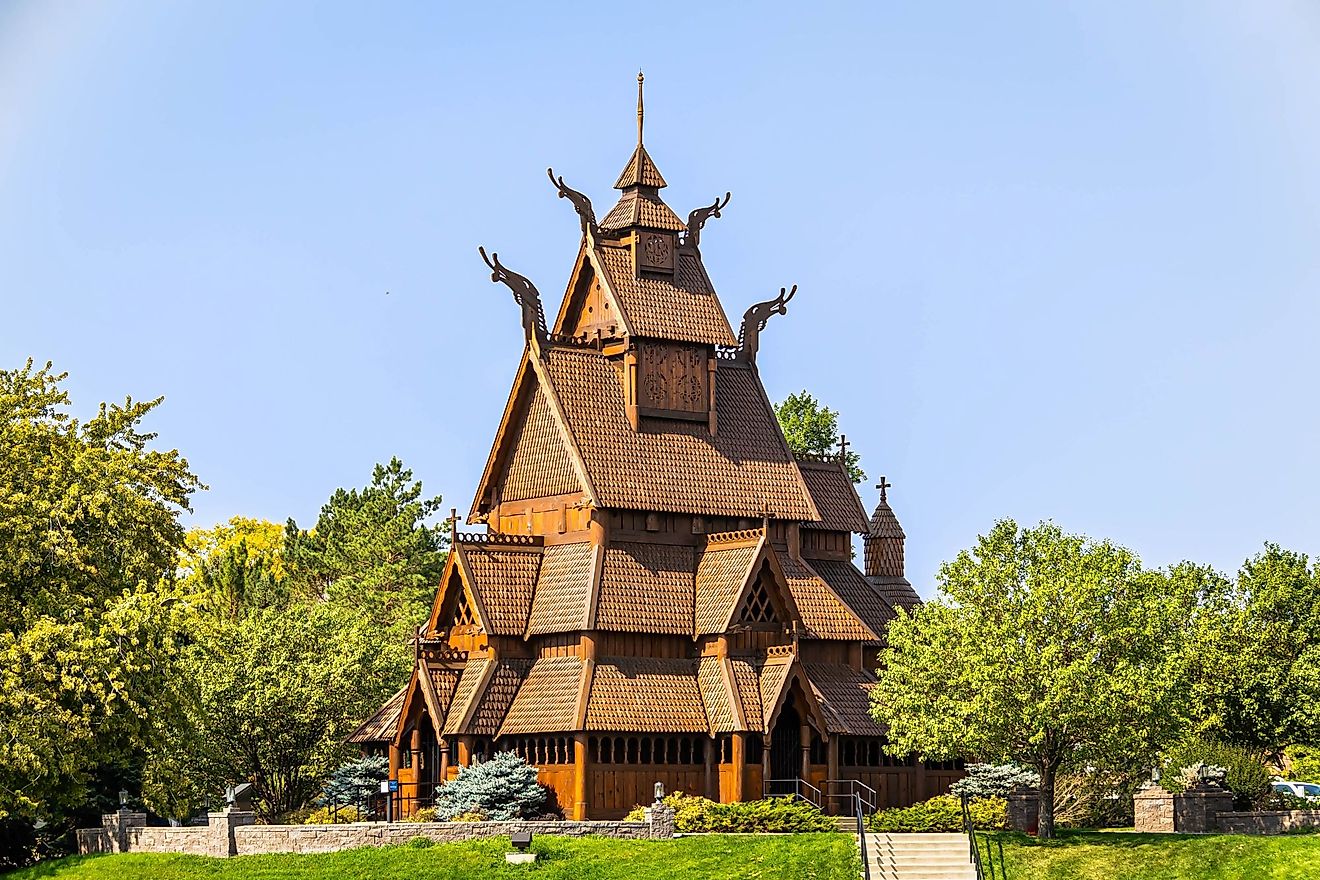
[1271, 779, 1320, 801]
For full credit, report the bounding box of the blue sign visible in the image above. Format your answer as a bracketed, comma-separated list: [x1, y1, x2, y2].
[388, 780, 399, 793]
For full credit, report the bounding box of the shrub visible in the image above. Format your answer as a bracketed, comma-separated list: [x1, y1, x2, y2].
[319, 755, 389, 809]
[868, 795, 1006, 833]
[1161, 738, 1272, 809]
[623, 792, 833, 833]
[949, 764, 1039, 800]
[451, 809, 488, 822]
[404, 836, 434, 848]
[404, 807, 440, 823]
[432, 751, 547, 821]
[1052, 769, 1147, 828]
[303, 805, 363, 824]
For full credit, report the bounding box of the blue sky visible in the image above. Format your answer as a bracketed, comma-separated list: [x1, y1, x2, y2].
[3, 1, 1319, 595]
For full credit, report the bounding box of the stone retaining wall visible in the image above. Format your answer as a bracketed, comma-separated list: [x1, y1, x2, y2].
[77, 804, 675, 858]
[231, 818, 653, 855]
[1216, 810, 1320, 835]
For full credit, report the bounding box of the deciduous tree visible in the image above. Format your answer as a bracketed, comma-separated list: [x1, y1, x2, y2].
[871, 520, 1196, 839]
[774, 391, 865, 482]
[0, 361, 198, 843]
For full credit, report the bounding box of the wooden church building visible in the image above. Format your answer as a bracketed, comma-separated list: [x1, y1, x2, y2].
[350, 77, 960, 819]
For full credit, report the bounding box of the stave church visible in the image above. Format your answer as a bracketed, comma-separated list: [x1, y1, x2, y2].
[349, 76, 961, 819]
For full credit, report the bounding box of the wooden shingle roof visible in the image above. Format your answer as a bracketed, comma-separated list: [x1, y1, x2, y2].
[540, 347, 816, 520]
[779, 554, 877, 641]
[868, 576, 922, 613]
[599, 190, 686, 233]
[694, 540, 761, 634]
[804, 663, 885, 736]
[585, 658, 709, 732]
[696, 656, 737, 732]
[757, 660, 793, 733]
[613, 143, 668, 189]
[797, 458, 869, 533]
[809, 559, 896, 644]
[525, 542, 596, 635]
[459, 543, 541, 636]
[499, 656, 584, 735]
[595, 542, 695, 634]
[347, 685, 407, 744]
[594, 245, 736, 346]
[501, 384, 582, 502]
[441, 658, 491, 736]
[468, 659, 531, 736]
[729, 658, 763, 731]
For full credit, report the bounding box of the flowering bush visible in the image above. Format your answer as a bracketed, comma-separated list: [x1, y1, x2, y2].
[949, 764, 1039, 799]
[303, 805, 364, 824]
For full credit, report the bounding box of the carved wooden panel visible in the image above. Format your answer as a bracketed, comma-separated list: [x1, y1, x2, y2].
[636, 340, 707, 414]
[634, 231, 675, 274]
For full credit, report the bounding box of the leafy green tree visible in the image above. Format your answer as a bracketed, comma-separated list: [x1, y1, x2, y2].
[284, 457, 447, 632]
[1189, 544, 1320, 757]
[774, 391, 865, 482]
[0, 361, 199, 842]
[146, 602, 406, 822]
[871, 520, 1196, 839]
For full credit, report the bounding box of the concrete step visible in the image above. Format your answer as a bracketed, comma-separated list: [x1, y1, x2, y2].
[868, 870, 977, 880]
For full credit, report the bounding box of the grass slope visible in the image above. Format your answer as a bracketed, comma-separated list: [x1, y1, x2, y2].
[996, 829, 1320, 880]
[3, 834, 857, 880]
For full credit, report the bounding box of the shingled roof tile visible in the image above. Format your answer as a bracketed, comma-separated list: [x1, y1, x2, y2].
[499, 656, 583, 735]
[779, 554, 876, 641]
[809, 559, 896, 644]
[586, 658, 708, 732]
[461, 545, 541, 636]
[526, 542, 595, 635]
[798, 459, 869, 533]
[441, 658, 491, 736]
[804, 663, 884, 736]
[470, 659, 532, 736]
[542, 347, 816, 520]
[501, 384, 582, 502]
[697, 656, 736, 732]
[694, 541, 759, 634]
[596, 542, 695, 634]
[595, 245, 736, 346]
[347, 685, 407, 743]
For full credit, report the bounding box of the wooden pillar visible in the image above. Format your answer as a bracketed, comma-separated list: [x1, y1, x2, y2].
[573, 733, 590, 820]
[457, 736, 472, 768]
[704, 737, 715, 800]
[439, 739, 450, 781]
[800, 722, 811, 781]
[826, 735, 840, 815]
[730, 733, 746, 802]
[410, 725, 423, 774]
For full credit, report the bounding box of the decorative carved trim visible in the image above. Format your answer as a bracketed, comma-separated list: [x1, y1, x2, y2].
[547, 168, 598, 239]
[479, 247, 548, 343]
[706, 527, 765, 545]
[736, 285, 797, 364]
[682, 192, 730, 250]
[456, 532, 545, 546]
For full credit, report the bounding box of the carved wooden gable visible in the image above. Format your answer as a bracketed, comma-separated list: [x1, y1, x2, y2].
[555, 250, 625, 342]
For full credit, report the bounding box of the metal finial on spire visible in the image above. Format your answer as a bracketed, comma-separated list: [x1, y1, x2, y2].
[637, 70, 645, 145]
[877, 476, 892, 503]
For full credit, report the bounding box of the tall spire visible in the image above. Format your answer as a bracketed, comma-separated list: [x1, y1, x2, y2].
[637, 70, 645, 147]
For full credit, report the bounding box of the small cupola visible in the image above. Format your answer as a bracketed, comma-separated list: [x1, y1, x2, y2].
[598, 72, 685, 277]
[864, 477, 905, 579]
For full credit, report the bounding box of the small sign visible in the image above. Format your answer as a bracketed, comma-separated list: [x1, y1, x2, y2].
[388, 780, 400, 793]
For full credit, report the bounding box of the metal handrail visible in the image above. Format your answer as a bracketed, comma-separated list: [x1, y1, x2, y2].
[854, 792, 871, 880]
[825, 778, 877, 813]
[961, 794, 987, 880]
[762, 777, 823, 807]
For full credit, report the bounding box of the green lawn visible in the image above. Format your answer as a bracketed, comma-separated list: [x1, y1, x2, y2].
[3, 834, 857, 880]
[994, 829, 1320, 880]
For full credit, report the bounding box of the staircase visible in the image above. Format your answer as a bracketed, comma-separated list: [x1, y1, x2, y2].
[864, 833, 977, 880]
